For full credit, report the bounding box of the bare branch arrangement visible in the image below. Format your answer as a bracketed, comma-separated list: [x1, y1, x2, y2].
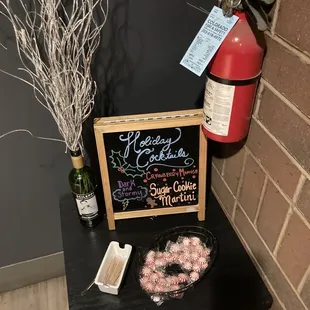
[0, 0, 109, 152]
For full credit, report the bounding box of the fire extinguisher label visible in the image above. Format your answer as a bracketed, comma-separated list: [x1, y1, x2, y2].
[203, 78, 235, 136]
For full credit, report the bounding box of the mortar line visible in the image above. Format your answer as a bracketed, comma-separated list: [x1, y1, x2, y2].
[261, 79, 310, 126]
[294, 207, 310, 230]
[265, 32, 310, 65]
[298, 264, 310, 294]
[214, 193, 308, 310]
[253, 174, 268, 227]
[292, 175, 307, 204]
[243, 148, 310, 229]
[227, 212, 288, 310]
[232, 150, 248, 221]
[221, 159, 226, 177]
[213, 150, 310, 230]
[212, 163, 236, 199]
[232, 226, 288, 310]
[253, 82, 264, 117]
[290, 174, 310, 227]
[273, 207, 293, 257]
[270, 0, 281, 35]
[237, 206, 307, 308]
[245, 146, 292, 205]
[211, 186, 237, 221]
[252, 117, 310, 181]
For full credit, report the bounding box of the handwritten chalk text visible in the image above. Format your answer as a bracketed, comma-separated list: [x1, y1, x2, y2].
[119, 128, 193, 171]
[149, 181, 197, 207]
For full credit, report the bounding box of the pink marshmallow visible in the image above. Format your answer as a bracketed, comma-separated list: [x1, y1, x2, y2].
[141, 266, 152, 276]
[190, 271, 200, 282]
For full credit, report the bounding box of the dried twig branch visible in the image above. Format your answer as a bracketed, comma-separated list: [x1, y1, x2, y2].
[0, 0, 109, 151]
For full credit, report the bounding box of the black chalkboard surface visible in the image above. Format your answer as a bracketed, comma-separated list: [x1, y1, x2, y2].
[94, 110, 207, 230]
[104, 125, 200, 212]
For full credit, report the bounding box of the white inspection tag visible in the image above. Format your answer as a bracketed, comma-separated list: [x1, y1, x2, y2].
[180, 6, 239, 77]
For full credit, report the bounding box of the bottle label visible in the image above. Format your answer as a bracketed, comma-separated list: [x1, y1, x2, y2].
[75, 192, 99, 219]
[203, 78, 235, 136]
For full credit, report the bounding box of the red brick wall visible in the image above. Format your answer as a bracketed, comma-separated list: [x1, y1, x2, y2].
[211, 2, 310, 309]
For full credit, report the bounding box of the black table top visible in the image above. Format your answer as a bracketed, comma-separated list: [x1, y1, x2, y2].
[60, 193, 273, 310]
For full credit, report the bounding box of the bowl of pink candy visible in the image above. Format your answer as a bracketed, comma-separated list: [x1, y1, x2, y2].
[136, 226, 218, 303]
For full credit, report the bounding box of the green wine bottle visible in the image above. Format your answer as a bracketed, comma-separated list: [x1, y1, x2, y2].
[69, 149, 101, 227]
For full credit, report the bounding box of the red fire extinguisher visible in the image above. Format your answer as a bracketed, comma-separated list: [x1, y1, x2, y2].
[202, 10, 265, 143]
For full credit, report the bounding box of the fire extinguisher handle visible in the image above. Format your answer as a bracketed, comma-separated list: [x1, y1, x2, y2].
[222, 0, 242, 16]
[241, 0, 276, 31]
[221, 0, 276, 32]
[257, 0, 275, 4]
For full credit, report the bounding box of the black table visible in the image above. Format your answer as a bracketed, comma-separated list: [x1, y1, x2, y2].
[60, 193, 273, 310]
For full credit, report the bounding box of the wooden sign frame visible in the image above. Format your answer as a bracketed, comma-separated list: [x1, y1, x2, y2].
[94, 109, 207, 230]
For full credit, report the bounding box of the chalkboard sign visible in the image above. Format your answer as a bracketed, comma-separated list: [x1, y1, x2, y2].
[94, 109, 207, 230]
